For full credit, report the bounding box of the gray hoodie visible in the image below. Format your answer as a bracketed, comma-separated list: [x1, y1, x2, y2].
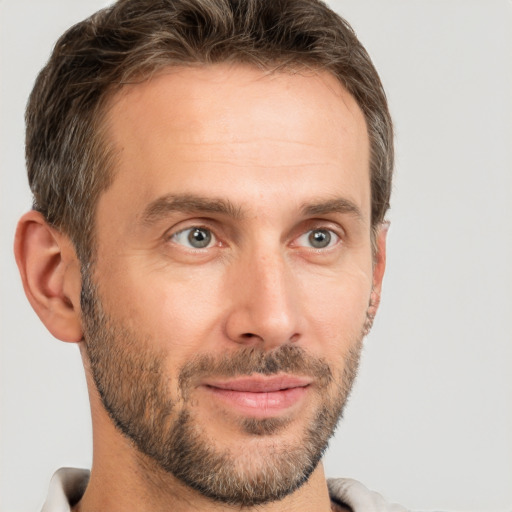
[41, 467, 410, 512]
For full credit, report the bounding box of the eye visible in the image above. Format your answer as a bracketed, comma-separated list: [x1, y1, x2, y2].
[296, 228, 339, 249]
[171, 227, 216, 249]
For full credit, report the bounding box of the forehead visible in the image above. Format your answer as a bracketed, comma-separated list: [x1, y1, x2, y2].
[100, 64, 370, 223]
[106, 64, 367, 154]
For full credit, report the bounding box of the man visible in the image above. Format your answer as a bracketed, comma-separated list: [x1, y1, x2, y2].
[14, 0, 405, 510]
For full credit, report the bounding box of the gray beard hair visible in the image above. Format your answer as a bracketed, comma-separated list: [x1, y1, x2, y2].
[80, 269, 366, 507]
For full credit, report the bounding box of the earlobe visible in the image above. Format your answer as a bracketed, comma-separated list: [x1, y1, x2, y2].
[14, 211, 83, 342]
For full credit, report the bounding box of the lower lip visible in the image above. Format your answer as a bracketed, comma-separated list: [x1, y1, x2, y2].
[204, 386, 309, 417]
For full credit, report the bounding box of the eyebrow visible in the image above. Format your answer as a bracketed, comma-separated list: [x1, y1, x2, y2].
[141, 194, 244, 225]
[140, 193, 364, 226]
[301, 197, 364, 222]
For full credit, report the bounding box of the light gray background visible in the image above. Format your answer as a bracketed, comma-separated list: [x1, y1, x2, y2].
[1, 1, 511, 511]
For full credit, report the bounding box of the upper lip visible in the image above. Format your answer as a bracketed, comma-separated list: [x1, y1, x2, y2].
[203, 375, 312, 393]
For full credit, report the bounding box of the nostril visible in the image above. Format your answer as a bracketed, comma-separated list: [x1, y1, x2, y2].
[238, 332, 300, 344]
[241, 332, 259, 339]
[289, 333, 300, 343]
[231, 332, 265, 346]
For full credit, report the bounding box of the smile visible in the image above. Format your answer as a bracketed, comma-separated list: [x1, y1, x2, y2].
[201, 375, 312, 417]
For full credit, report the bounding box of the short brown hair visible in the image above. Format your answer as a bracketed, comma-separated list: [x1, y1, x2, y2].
[26, 0, 393, 263]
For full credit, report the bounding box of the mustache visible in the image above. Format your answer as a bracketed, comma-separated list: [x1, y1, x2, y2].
[178, 344, 333, 395]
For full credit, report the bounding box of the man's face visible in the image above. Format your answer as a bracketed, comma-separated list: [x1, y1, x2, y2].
[82, 64, 380, 505]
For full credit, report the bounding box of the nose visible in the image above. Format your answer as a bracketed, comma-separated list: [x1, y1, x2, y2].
[224, 247, 302, 350]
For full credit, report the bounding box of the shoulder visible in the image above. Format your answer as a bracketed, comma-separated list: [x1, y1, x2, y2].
[41, 468, 90, 512]
[42, 470, 410, 512]
[328, 478, 410, 512]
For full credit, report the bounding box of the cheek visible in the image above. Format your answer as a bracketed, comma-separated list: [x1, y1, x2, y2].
[298, 263, 373, 352]
[97, 263, 226, 357]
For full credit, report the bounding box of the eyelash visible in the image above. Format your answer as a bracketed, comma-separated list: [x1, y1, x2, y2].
[169, 226, 219, 250]
[294, 228, 341, 250]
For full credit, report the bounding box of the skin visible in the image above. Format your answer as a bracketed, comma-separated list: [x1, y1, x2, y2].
[15, 64, 387, 512]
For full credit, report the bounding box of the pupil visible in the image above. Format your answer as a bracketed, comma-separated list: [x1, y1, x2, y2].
[188, 228, 211, 248]
[309, 229, 331, 248]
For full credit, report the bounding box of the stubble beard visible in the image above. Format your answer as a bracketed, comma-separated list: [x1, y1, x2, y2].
[80, 270, 366, 507]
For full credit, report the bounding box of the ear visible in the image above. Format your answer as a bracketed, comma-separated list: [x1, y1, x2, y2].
[367, 222, 389, 319]
[14, 211, 83, 342]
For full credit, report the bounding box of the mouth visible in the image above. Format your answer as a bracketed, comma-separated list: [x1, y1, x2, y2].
[201, 375, 312, 418]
